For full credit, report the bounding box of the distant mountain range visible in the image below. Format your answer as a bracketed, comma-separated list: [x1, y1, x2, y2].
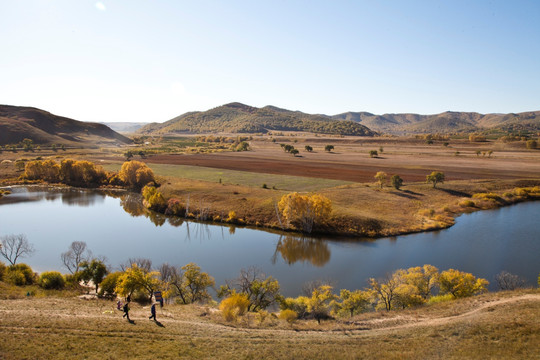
[139, 103, 540, 136]
[0, 105, 131, 145]
[137, 102, 376, 136]
[101, 122, 148, 134]
[2, 104, 539, 145]
[332, 110, 540, 134]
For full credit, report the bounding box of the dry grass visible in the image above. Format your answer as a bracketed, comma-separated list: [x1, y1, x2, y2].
[0, 288, 538, 359]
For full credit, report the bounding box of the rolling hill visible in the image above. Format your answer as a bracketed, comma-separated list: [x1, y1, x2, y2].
[138, 102, 377, 136]
[0, 105, 132, 146]
[332, 110, 540, 134]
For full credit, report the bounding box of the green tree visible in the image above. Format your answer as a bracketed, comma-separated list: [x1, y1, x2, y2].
[391, 174, 403, 190]
[304, 145, 313, 152]
[379, 146, 384, 154]
[124, 150, 134, 161]
[374, 171, 387, 189]
[290, 148, 299, 156]
[426, 171, 445, 188]
[325, 145, 334, 152]
[369, 150, 378, 158]
[439, 269, 489, 298]
[79, 259, 109, 293]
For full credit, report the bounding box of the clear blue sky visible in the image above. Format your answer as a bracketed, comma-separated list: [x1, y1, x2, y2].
[1, 0, 539, 122]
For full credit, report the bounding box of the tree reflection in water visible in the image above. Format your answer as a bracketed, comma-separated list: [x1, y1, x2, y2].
[273, 235, 330, 267]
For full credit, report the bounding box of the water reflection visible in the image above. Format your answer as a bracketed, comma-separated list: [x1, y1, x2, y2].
[0, 186, 108, 207]
[273, 235, 331, 267]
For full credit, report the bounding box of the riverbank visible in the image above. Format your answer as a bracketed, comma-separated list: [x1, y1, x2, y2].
[152, 176, 540, 238]
[2, 176, 540, 239]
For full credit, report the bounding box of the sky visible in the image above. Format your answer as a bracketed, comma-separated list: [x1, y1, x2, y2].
[1, 1, 539, 123]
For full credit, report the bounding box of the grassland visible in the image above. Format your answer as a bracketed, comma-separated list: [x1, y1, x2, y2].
[1, 135, 540, 237]
[0, 284, 539, 359]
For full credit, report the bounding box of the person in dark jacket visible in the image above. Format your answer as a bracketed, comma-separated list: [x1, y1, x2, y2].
[123, 303, 130, 321]
[149, 303, 156, 321]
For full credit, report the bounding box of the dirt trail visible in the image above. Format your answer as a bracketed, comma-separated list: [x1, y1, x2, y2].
[2, 293, 538, 340]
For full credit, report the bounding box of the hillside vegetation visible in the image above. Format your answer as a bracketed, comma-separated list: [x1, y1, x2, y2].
[0, 105, 132, 146]
[332, 110, 540, 135]
[138, 102, 376, 136]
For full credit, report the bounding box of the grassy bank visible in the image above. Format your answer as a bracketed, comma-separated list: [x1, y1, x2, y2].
[0, 287, 538, 359]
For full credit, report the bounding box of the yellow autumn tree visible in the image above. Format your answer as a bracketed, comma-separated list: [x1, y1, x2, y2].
[374, 171, 387, 189]
[278, 192, 332, 233]
[118, 161, 156, 190]
[115, 264, 161, 302]
[439, 269, 489, 298]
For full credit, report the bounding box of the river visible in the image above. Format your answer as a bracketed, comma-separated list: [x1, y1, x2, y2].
[0, 186, 538, 296]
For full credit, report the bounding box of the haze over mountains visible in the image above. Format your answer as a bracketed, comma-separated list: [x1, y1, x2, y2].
[139, 102, 540, 136]
[0, 105, 131, 146]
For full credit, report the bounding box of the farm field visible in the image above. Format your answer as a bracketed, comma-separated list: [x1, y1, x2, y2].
[2, 135, 540, 237]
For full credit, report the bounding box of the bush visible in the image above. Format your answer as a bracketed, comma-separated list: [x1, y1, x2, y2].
[0, 261, 6, 281]
[98, 272, 123, 298]
[6, 264, 35, 285]
[219, 293, 250, 322]
[39, 271, 65, 289]
[472, 193, 502, 202]
[427, 294, 454, 304]
[279, 296, 309, 318]
[6, 269, 26, 285]
[459, 199, 475, 208]
[165, 198, 184, 216]
[279, 309, 298, 324]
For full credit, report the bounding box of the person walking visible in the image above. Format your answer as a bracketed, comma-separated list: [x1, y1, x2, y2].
[149, 303, 156, 321]
[123, 302, 130, 321]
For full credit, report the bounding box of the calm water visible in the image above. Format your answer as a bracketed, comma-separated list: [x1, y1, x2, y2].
[1, 186, 539, 296]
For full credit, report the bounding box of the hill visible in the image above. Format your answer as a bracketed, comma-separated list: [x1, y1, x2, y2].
[332, 110, 540, 134]
[138, 102, 377, 136]
[0, 287, 538, 359]
[0, 105, 132, 146]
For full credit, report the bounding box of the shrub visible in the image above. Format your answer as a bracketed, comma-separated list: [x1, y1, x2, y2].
[472, 193, 502, 202]
[0, 261, 6, 281]
[279, 309, 298, 324]
[219, 293, 250, 322]
[165, 198, 184, 216]
[6, 264, 35, 285]
[98, 272, 123, 298]
[39, 271, 65, 289]
[427, 293, 454, 304]
[526, 139, 537, 149]
[459, 199, 475, 208]
[142, 185, 167, 211]
[6, 269, 26, 286]
[227, 211, 237, 222]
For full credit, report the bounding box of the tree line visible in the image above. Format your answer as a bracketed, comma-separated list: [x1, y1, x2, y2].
[2, 235, 538, 325]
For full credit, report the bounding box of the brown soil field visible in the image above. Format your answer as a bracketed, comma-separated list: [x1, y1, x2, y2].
[145, 138, 540, 182]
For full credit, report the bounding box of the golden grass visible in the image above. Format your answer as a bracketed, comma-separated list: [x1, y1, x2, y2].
[0, 289, 538, 359]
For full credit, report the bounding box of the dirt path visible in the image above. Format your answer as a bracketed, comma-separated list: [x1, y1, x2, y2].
[1, 293, 538, 340]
